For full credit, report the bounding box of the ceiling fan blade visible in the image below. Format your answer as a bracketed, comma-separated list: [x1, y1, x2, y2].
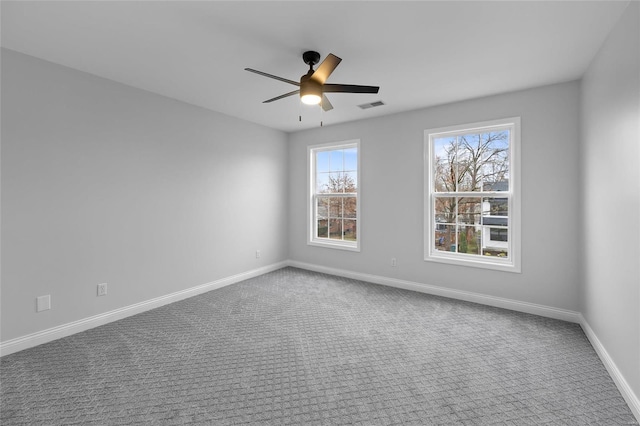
[263, 89, 300, 103]
[323, 84, 379, 94]
[310, 53, 342, 85]
[245, 68, 300, 86]
[321, 95, 334, 112]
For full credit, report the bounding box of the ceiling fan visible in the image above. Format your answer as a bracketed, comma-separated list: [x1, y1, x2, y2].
[245, 51, 380, 111]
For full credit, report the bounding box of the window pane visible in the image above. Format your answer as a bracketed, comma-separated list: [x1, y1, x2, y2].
[482, 222, 508, 257]
[326, 173, 344, 193]
[481, 194, 509, 257]
[483, 245, 508, 258]
[329, 197, 342, 218]
[316, 151, 330, 173]
[329, 150, 344, 172]
[480, 130, 510, 191]
[433, 136, 456, 193]
[316, 172, 330, 193]
[483, 197, 508, 217]
[457, 229, 466, 254]
[320, 172, 352, 193]
[325, 172, 357, 193]
[343, 171, 357, 193]
[317, 219, 328, 238]
[344, 196, 357, 218]
[483, 180, 509, 192]
[456, 135, 477, 192]
[457, 197, 481, 226]
[490, 227, 508, 242]
[434, 196, 456, 224]
[472, 228, 483, 255]
[329, 219, 342, 240]
[435, 224, 456, 252]
[344, 148, 357, 172]
[316, 197, 328, 218]
[457, 227, 481, 255]
[344, 219, 357, 241]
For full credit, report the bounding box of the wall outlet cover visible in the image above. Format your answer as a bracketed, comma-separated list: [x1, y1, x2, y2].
[36, 295, 51, 312]
[97, 283, 108, 296]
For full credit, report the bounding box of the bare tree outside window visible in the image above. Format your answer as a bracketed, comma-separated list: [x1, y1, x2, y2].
[426, 118, 520, 272]
[433, 130, 510, 257]
[310, 142, 360, 250]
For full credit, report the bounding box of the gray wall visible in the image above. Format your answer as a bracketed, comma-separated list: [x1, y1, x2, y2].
[1, 49, 289, 341]
[1, 10, 638, 410]
[580, 1, 640, 402]
[288, 81, 581, 311]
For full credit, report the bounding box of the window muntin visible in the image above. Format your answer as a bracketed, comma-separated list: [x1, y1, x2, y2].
[309, 141, 360, 251]
[426, 118, 520, 272]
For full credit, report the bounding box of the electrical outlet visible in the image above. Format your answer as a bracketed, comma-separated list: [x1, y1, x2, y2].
[256, 250, 261, 259]
[97, 283, 108, 296]
[391, 257, 397, 267]
[36, 295, 51, 312]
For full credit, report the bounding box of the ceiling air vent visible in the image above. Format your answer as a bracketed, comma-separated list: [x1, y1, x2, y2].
[358, 100, 385, 110]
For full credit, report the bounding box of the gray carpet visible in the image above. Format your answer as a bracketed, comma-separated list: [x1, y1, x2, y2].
[1, 267, 637, 425]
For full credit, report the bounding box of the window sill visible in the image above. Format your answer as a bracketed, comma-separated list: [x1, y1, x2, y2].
[425, 252, 520, 273]
[308, 239, 360, 252]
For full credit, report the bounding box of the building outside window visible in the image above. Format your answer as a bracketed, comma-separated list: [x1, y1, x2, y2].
[425, 118, 520, 272]
[308, 140, 360, 251]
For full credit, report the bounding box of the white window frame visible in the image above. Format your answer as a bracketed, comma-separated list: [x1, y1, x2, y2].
[424, 117, 521, 273]
[308, 140, 361, 252]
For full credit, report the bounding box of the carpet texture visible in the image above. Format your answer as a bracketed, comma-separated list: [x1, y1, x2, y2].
[1, 267, 637, 425]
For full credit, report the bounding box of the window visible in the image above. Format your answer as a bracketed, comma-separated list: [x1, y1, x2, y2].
[308, 140, 360, 251]
[425, 118, 520, 272]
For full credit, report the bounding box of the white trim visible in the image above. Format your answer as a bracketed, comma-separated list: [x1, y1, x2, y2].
[424, 117, 521, 273]
[307, 140, 361, 252]
[287, 260, 639, 422]
[2, 260, 638, 424]
[579, 314, 640, 422]
[424, 253, 517, 273]
[0, 261, 288, 357]
[288, 260, 579, 323]
[307, 240, 361, 252]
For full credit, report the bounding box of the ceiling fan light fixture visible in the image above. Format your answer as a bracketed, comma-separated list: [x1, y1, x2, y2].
[300, 81, 322, 105]
[301, 94, 321, 105]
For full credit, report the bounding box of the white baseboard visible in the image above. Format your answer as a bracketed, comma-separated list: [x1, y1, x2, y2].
[287, 260, 581, 323]
[288, 260, 638, 423]
[579, 314, 640, 422]
[0, 261, 288, 357]
[3, 260, 637, 424]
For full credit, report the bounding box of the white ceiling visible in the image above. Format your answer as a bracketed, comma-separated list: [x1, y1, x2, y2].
[1, 1, 629, 133]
